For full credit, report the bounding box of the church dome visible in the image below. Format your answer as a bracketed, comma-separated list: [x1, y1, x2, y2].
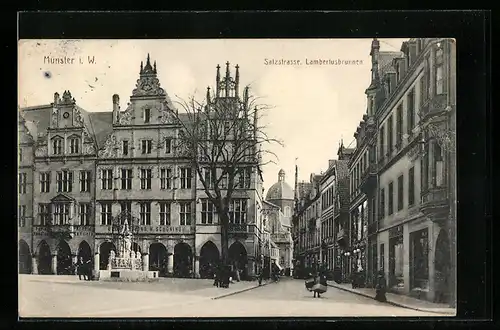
[266, 169, 294, 201]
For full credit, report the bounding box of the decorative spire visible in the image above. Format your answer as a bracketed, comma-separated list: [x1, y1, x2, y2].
[235, 64, 240, 97]
[225, 61, 230, 97]
[153, 60, 157, 73]
[206, 86, 211, 103]
[216, 64, 221, 97]
[140, 53, 155, 75]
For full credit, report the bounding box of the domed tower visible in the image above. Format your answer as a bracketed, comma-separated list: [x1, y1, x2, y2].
[265, 169, 295, 225]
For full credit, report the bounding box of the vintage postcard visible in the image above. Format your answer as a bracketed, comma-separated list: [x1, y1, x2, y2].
[18, 38, 457, 318]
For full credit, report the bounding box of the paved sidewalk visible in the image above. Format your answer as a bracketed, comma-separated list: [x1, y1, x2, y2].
[19, 275, 272, 318]
[327, 281, 456, 315]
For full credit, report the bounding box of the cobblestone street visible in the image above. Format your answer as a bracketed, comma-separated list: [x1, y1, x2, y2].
[19, 275, 451, 318]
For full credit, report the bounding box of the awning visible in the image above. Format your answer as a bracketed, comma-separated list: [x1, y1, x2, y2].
[274, 261, 283, 271]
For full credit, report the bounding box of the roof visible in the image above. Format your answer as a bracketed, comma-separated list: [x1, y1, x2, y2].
[378, 51, 404, 78]
[266, 170, 294, 201]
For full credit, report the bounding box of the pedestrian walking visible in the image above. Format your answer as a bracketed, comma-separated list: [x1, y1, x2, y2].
[76, 257, 87, 281]
[310, 268, 327, 298]
[374, 270, 387, 302]
[213, 264, 220, 287]
[84, 259, 92, 281]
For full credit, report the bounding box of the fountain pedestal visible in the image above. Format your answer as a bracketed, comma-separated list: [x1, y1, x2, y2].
[98, 220, 159, 282]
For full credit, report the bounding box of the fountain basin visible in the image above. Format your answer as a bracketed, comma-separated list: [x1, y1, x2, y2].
[99, 269, 160, 282]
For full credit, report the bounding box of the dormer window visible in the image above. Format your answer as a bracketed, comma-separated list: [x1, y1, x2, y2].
[69, 137, 80, 154]
[52, 137, 63, 155]
[144, 108, 151, 123]
[386, 77, 392, 95]
[396, 63, 401, 82]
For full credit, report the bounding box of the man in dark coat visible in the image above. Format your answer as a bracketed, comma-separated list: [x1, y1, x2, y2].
[375, 270, 387, 302]
[76, 257, 87, 280]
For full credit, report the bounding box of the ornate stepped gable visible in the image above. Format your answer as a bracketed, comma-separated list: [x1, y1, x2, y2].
[131, 54, 166, 97]
[21, 92, 101, 158]
[117, 55, 177, 126]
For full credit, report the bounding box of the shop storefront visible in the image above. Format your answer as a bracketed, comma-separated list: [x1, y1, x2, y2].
[388, 225, 404, 293]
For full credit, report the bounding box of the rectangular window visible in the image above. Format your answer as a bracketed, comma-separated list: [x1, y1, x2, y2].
[101, 169, 113, 190]
[388, 115, 394, 153]
[180, 168, 192, 189]
[435, 48, 444, 95]
[398, 175, 404, 211]
[121, 168, 133, 190]
[140, 169, 152, 190]
[159, 202, 171, 225]
[420, 78, 426, 113]
[53, 203, 70, 225]
[122, 140, 129, 156]
[165, 138, 172, 154]
[53, 139, 63, 155]
[140, 202, 151, 225]
[408, 167, 415, 206]
[221, 172, 229, 189]
[396, 105, 403, 148]
[19, 173, 27, 194]
[141, 140, 152, 154]
[100, 202, 112, 225]
[160, 168, 172, 190]
[238, 167, 251, 189]
[79, 203, 90, 225]
[19, 148, 23, 163]
[202, 168, 213, 189]
[144, 108, 151, 123]
[388, 182, 394, 215]
[79, 171, 91, 192]
[229, 199, 247, 224]
[69, 137, 79, 154]
[39, 204, 51, 226]
[425, 55, 431, 99]
[379, 126, 385, 160]
[201, 199, 217, 224]
[407, 89, 415, 134]
[422, 142, 430, 191]
[18, 205, 26, 227]
[56, 170, 73, 193]
[180, 202, 192, 226]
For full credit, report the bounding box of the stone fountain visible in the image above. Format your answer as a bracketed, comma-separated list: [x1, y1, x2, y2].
[98, 220, 159, 281]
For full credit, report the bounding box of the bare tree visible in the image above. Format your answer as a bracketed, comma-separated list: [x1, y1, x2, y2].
[172, 85, 282, 265]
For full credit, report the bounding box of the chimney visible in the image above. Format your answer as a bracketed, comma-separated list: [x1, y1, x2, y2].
[53, 92, 60, 105]
[112, 94, 120, 124]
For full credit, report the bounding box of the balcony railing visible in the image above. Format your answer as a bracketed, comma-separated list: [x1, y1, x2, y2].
[420, 186, 449, 222]
[420, 94, 447, 121]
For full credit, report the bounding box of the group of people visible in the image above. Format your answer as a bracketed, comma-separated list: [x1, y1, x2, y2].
[75, 257, 92, 281]
[212, 264, 240, 288]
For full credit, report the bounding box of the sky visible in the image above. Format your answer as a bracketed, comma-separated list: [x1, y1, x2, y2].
[18, 38, 407, 192]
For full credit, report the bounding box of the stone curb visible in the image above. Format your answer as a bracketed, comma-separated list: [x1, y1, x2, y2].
[327, 282, 455, 315]
[212, 281, 272, 300]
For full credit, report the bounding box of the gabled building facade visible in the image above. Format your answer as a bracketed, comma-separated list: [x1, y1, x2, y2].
[18, 55, 266, 280]
[347, 38, 456, 305]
